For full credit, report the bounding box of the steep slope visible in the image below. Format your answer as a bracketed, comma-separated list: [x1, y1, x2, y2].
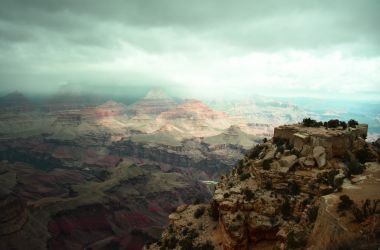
[0, 161, 211, 250]
[147, 123, 380, 250]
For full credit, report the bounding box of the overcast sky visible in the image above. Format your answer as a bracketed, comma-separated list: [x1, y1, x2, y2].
[0, 0, 379, 100]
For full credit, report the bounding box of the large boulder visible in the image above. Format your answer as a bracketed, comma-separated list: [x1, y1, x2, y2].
[313, 146, 327, 168]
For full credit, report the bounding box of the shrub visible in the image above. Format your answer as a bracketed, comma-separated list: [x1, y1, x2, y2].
[263, 178, 273, 190]
[240, 173, 251, 181]
[351, 199, 380, 222]
[302, 118, 321, 127]
[327, 119, 340, 128]
[263, 159, 272, 170]
[286, 231, 307, 249]
[288, 180, 300, 195]
[194, 206, 205, 219]
[163, 236, 178, 249]
[273, 137, 288, 147]
[281, 196, 293, 218]
[276, 145, 285, 154]
[307, 206, 319, 222]
[337, 195, 354, 212]
[248, 144, 265, 159]
[356, 146, 372, 164]
[208, 201, 219, 221]
[347, 160, 365, 176]
[339, 121, 347, 130]
[348, 119, 359, 128]
[263, 138, 268, 143]
[243, 188, 255, 201]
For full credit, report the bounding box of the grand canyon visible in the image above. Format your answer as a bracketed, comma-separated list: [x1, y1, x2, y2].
[1, 1, 380, 249]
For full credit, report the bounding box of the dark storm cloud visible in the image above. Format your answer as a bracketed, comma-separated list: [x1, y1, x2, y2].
[1, 0, 379, 51]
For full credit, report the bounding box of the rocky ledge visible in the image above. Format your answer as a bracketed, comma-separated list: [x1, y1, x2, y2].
[146, 123, 380, 250]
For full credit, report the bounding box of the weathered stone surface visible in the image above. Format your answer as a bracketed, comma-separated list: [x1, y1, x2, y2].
[176, 204, 188, 213]
[279, 155, 297, 173]
[148, 123, 379, 250]
[313, 146, 326, 167]
[168, 213, 181, 221]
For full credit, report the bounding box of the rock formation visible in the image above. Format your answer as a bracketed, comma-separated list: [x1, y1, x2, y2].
[147, 123, 380, 250]
[126, 89, 177, 116]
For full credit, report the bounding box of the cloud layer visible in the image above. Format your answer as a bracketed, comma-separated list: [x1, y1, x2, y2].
[0, 0, 379, 99]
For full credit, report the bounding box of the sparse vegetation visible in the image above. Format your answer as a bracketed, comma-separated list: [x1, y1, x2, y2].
[194, 206, 205, 219]
[248, 144, 265, 159]
[263, 178, 273, 190]
[281, 196, 293, 218]
[337, 195, 354, 212]
[178, 229, 199, 250]
[355, 145, 373, 164]
[239, 172, 250, 181]
[307, 206, 319, 222]
[351, 199, 380, 222]
[243, 188, 255, 201]
[302, 118, 322, 127]
[347, 160, 365, 176]
[262, 159, 272, 170]
[327, 119, 340, 128]
[348, 119, 359, 128]
[208, 201, 219, 221]
[288, 180, 300, 195]
[193, 241, 215, 250]
[273, 137, 288, 147]
[286, 230, 307, 249]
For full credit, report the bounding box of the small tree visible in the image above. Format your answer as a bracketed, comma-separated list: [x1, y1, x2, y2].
[348, 119, 359, 128]
[327, 119, 340, 128]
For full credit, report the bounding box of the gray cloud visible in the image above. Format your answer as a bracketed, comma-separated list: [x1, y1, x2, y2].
[0, 0, 379, 99]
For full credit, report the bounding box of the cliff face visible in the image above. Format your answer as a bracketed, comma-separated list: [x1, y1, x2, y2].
[147, 123, 380, 250]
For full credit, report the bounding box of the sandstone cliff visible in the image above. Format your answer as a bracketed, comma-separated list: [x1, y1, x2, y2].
[147, 123, 380, 250]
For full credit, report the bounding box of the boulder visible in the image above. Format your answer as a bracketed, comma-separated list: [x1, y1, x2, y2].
[176, 204, 188, 213]
[313, 146, 326, 168]
[278, 155, 298, 173]
[168, 213, 180, 221]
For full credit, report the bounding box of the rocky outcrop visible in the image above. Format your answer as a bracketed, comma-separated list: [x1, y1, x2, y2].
[273, 124, 368, 158]
[147, 123, 380, 250]
[126, 89, 177, 116]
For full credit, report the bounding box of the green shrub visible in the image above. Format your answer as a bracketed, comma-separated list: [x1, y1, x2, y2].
[302, 118, 322, 127]
[239, 173, 251, 181]
[273, 137, 288, 147]
[288, 180, 300, 195]
[243, 188, 255, 201]
[194, 206, 205, 219]
[337, 195, 354, 212]
[248, 144, 265, 159]
[348, 119, 359, 128]
[327, 119, 340, 128]
[339, 121, 347, 129]
[263, 159, 272, 170]
[208, 200, 219, 221]
[347, 160, 364, 176]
